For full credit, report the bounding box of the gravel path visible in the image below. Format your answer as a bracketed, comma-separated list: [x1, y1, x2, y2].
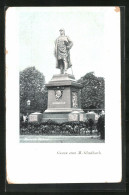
[20, 135, 104, 143]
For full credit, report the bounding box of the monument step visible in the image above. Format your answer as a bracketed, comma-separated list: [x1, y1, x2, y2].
[42, 111, 86, 123]
[50, 74, 76, 81]
[44, 108, 84, 113]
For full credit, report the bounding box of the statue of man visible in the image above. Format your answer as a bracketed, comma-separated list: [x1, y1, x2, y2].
[55, 29, 73, 74]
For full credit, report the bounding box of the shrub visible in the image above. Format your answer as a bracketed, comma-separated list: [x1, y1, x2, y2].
[20, 120, 98, 136]
[42, 119, 58, 125]
[74, 125, 79, 134]
[97, 114, 105, 139]
[55, 125, 60, 135]
[66, 125, 74, 135]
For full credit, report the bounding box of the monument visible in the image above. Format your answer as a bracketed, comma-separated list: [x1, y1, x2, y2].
[42, 29, 85, 122]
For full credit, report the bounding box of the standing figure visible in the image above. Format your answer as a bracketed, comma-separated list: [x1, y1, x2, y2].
[55, 29, 73, 74]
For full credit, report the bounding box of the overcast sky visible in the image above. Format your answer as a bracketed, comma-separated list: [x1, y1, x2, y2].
[6, 7, 118, 82]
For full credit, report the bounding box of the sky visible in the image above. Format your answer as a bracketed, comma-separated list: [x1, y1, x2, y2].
[6, 7, 118, 82]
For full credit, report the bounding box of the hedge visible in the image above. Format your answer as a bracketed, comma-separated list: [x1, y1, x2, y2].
[20, 119, 100, 136]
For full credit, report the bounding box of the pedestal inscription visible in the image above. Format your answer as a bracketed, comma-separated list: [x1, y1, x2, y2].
[52, 102, 66, 104]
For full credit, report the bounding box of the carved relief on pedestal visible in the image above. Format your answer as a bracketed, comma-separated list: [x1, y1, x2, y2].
[54, 87, 64, 101]
[55, 90, 63, 100]
[72, 92, 78, 108]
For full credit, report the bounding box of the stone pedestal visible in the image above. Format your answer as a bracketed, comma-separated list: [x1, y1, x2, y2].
[42, 74, 85, 123]
[29, 112, 43, 123]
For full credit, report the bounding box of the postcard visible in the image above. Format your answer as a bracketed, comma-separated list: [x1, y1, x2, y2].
[6, 7, 122, 184]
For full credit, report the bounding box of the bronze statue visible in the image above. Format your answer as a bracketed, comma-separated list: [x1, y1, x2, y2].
[55, 29, 73, 74]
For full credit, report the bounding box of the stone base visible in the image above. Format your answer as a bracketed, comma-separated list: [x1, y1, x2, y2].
[42, 112, 69, 123]
[42, 110, 86, 123]
[28, 112, 43, 123]
[42, 73, 85, 123]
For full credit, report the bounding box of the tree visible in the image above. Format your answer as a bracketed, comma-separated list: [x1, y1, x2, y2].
[20, 66, 48, 114]
[78, 72, 105, 111]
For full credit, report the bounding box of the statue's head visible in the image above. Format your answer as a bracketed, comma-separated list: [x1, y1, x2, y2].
[59, 28, 65, 35]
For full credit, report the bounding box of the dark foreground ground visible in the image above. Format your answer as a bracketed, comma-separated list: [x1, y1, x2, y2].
[20, 135, 104, 143]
